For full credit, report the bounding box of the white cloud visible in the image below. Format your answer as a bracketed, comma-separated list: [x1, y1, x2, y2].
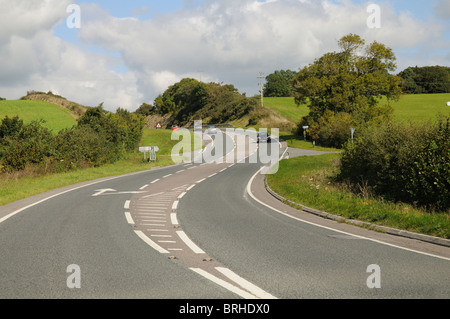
[0, 0, 447, 111]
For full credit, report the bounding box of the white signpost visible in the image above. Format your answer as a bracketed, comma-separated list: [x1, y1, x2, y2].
[139, 146, 159, 162]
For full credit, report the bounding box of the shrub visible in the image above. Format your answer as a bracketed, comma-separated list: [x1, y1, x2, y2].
[1, 120, 55, 172]
[339, 117, 449, 212]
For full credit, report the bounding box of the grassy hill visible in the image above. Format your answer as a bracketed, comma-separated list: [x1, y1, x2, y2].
[263, 94, 450, 125]
[0, 100, 78, 133]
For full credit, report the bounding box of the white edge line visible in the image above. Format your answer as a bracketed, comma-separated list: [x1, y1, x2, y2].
[125, 212, 135, 225]
[178, 192, 187, 200]
[151, 179, 160, 184]
[215, 267, 277, 299]
[135, 230, 169, 254]
[139, 184, 148, 190]
[196, 178, 206, 184]
[124, 200, 131, 209]
[246, 167, 450, 262]
[172, 201, 179, 211]
[176, 231, 205, 254]
[189, 268, 258, 299]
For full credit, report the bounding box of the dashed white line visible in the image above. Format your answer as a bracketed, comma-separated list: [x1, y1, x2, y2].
[124, 212, 135, 225]
[163, 174, 173, 178]
[124, 200, 131, 209]
[186, 184, 196, 191]
[172, 201, 179, 211]
[139, 185, 149, 190]
[171, 213, 179, 225]
[196, 178, 206, 184]
[178, 192, 187, 200]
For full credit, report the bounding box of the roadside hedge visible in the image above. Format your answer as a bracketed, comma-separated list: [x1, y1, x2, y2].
[338, 116, 449, 212]
[0, 106, 145, 173]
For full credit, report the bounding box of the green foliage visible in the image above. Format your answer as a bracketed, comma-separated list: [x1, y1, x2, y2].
[153, 78, 256, 126]
[0, 105, 145, 173]
[292, 33, 402, 148]
[135, 103, 157, 117]
[264, 70, 296, 97]
[339, 117, 450, 212]
[0, 120, 55, 171]
[398, 66, 450, 94]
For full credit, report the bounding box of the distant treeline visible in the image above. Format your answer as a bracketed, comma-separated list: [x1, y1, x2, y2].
[0, 105, 145, 173]
[398, 66, 450, 94]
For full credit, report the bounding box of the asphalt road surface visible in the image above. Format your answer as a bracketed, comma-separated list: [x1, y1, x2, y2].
[0, 130, 449, 299]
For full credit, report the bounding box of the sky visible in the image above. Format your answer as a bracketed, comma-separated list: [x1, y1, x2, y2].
[0, 0, 449, 111]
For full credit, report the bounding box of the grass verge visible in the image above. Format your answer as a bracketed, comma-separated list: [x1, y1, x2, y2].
[267, 154, 450, 239]
[0, 129, 201, 206]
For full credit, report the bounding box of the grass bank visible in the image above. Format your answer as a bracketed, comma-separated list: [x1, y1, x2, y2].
[0, 100, 77, 133]
[267, 154, 450, 239]
[0, 129, 201, 206]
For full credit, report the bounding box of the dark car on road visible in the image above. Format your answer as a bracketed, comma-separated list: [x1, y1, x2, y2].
[257, 132, 271, 143]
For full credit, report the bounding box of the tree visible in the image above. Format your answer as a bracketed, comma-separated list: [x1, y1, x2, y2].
[398, 66, 450, 94]
[292, 33, 402, 147]
[264, 70, 297, 97]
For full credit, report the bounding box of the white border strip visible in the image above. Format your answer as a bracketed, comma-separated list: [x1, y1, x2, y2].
[135, 230, 169, 254]
[176, 231, 205, 254]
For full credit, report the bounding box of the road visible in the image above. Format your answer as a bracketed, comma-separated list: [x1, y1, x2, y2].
[0, 130, 449, 299]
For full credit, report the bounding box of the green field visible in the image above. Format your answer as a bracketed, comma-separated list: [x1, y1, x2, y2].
[264, 94, 450, 124]
[0, 100, 77, 133]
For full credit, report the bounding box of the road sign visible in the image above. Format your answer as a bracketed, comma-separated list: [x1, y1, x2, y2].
[139, 146, 159, 162]
[156, 123, 162, 129]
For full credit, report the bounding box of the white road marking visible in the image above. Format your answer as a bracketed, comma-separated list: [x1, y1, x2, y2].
[176, 170, 185, 174]
[171, 213, 179, 225]
[178, 192, 187, 200]
[186, 184, 196, 191]
[135, 231, 169, 254]
[190, 268, 258, 299]
[158, 241, 177, 243]
[163, 174, 173, 178]
[142, 191, 164, 198]
[124, 200, 131, 209]
[150, 179, 160, 184]
[139, 185, 148, 190]
[176, 231, 205, 254]
[151, 235, 172, 238]
[196, 178, 206, 184]
[246, 166, 450, 262]
[215, 267, 277, 299]
[125, 212, 135, 225]
[208, 173, 217, 178]
[172, 201, 179, 211]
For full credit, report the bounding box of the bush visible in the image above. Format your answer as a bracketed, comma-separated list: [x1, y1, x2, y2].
[338, 117, 449, 212]
[0, 120, 55, 172]
[54, 126, 114, 169]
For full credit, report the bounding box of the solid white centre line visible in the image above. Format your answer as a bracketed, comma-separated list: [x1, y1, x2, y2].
[215, 267, 277, 299]
[190, 268, 257, 300]
[176, 231, 205, 254]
